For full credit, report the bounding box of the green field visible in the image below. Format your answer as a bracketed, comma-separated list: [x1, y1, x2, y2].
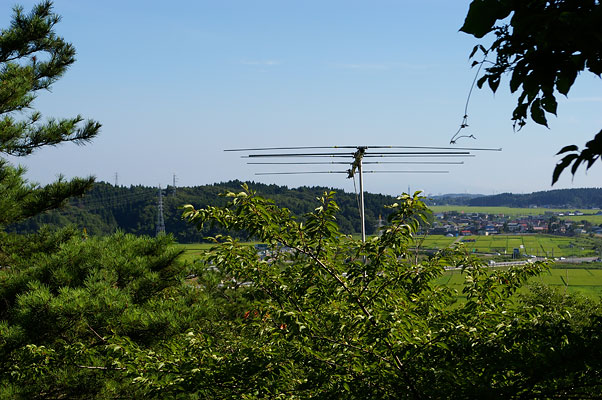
[561, 214, 602, 224]
[437, 267, 602, 298]
[177, 242, 263, 263]
[429, 205, 602, 224]
[177, 243, 213, 263]
[420, 234, 599, 258]
[429, 205, 596, 216]
[180, 234, 600, 261]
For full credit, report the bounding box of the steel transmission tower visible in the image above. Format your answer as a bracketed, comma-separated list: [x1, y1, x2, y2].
[156, 185, 165, 236]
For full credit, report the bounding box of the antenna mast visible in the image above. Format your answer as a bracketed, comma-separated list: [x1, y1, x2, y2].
[226, 144, 502, 244]
[348, 147, 368, 242]
[156, 185, 165, 236]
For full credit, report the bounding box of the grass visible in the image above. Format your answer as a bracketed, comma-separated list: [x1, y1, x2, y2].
[177, 242, 263, 263]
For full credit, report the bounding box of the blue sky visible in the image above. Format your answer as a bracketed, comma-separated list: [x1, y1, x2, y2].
[3, 1, 602, 196]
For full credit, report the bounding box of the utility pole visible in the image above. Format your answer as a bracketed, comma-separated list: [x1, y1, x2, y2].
[359, 158, 366, 243]
[114, 172, 118, 187]
[348, 147, 367, 243]
[156, 185, 165, 236]
[172, 174, 177, 197]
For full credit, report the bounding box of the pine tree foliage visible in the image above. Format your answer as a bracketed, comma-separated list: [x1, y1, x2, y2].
[0, 1, 101, 227]
[0, 230, 205, 399]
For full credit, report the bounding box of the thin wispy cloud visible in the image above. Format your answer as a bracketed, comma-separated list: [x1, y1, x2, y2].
[240, 59, 281, 66]
[335, 63, 389, 70]
[330, 62, 432, 71]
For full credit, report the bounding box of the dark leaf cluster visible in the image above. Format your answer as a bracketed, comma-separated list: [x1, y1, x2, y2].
[461, 0, 602, 183]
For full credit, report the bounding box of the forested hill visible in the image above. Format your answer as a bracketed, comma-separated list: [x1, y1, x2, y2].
[466, 188, 602, 208]
[8, 181, 398, 242]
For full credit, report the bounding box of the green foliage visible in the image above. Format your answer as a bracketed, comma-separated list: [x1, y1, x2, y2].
[0, 230, 214, 398]
[461, 0, 602, 183]
[3, 185, 602, 398]
[0, 1, 101, 228]
[0, 1, 100, 156]
[0, 161, 94, 226]
[553, 129, 602, 185]
[99, 185, 599, 398]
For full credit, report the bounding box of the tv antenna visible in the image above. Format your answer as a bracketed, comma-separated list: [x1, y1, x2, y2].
[226, 145, 501, 243]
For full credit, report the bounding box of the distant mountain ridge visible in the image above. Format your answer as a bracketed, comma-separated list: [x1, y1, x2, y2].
[433, 193, 486, 199]
[438, 188, 602, 208]
[428, 193, 486, 206]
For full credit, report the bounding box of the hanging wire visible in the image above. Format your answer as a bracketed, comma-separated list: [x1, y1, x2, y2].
[59, 191, 155, 213]
[450, 52, 488, 144]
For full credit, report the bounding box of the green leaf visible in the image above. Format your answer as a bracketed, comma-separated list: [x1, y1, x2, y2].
[586, 156, 599, 170]
[556, 68, 578, 95]
[570, 156, 583, 176]
[476, 75, 488, 89]
[541, 95, 558, 115]
[512, 103, 528, 121]
[556, 145, 578, 155]
[509, 69, 523, 93]
[529, 99, 548, 127]
[488, 76, 500, 93]
[460, 0, 511, 38]
[552, 154, 578, 185]
[469, 45, 480, 59]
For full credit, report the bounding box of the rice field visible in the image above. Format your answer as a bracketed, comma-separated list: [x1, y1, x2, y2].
[429, 205, 596, 216]
[420, 234, 599, 258]
[429, 205, 602, 225]
[179, 234, 600, 261]
[177, 242, 263, 263]
[438, 267, 602, 298]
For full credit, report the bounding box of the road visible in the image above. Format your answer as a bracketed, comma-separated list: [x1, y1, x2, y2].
[446, 256, 598, 270]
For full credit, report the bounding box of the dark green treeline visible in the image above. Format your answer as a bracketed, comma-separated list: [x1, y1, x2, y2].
[8, 181, 399, 242]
